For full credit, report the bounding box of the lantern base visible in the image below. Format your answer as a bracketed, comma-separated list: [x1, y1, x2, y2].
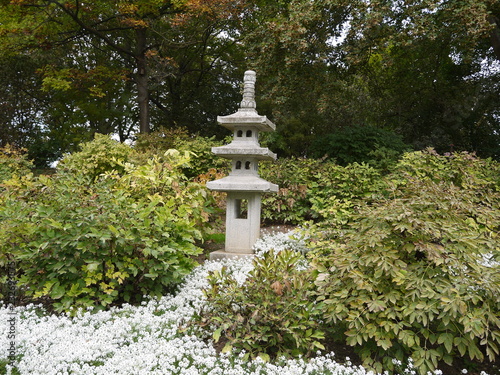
[209, 250, 255, 261]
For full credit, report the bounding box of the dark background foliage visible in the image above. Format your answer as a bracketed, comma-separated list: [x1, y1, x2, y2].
[0, 0, 499, 167]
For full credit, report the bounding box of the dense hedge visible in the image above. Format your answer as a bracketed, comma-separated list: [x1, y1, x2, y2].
[311, 149, 500, 374]
[309, 125, 411, 166]
[259, 158, 385, 224]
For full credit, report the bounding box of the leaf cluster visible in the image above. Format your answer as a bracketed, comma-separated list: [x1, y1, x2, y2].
[193, 249, 325, 361]
[310, 125, 412, 168]
[259, 157, 384, 225]
[311, 149, 500, 374]
[0, 144, 33, 184]
[134, 127, 230, 179]
[58, 133, 134, 181]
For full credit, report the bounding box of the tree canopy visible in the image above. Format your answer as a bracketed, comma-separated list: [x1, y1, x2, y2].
[0, 0, 499, 166]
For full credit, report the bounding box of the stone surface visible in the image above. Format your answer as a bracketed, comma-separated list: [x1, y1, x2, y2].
[207, 70, 278, 257]
[224, 192, 261, 253]
[206, 175, 278, 192]
[211, 145, 277, 160]
[217, 111, 276, 132]
[209, 250, 255, 261]
[216, 71, 276, 132]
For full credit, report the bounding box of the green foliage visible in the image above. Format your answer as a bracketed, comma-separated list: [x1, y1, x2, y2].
[135, 128, 230, 179]
[1, 0, 499, 167]
[0, 359, 21, 375]
[204, 232, 225, 244]
[310, 125, 411, 166]
[311, 150, 500, 374]
[58, 133, 134, 181]
[0, 145, 33, 183]
[194, 250, 325, 361]
[306, 161, 387, 225]
[393, 148, 500, 189]
[260, 157, 384, 224]
[259, 158, 317, 224]
[0, 141, 213, 312]
[134, 127, 191, 154]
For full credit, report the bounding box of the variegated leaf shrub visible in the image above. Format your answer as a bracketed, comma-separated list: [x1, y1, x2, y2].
[0, 135, 214, 312]
[311, 150, 500, 374]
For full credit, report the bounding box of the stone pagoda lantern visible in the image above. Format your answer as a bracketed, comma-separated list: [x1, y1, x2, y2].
[207, 70, 278, 260]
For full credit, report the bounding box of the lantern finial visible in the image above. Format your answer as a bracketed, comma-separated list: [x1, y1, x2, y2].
[240, 70, 256, 109]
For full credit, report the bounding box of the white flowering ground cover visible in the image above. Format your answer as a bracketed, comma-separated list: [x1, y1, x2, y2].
[0, 232, 492, 375]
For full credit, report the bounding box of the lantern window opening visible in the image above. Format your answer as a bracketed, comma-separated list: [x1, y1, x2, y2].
[235, 161, 242, 169]
[246, 130, 252, 137]
[237, 130, 243, 137]
[235, 199, 248, 219]
[245, 161, 251, 170]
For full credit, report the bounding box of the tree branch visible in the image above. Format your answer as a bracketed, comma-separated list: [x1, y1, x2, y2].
[47, 0, 136, 59]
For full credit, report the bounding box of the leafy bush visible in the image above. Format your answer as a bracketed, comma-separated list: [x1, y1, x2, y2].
[259, 158, 318, 224]
[306, 161, 386, 224]
[0, 145, 33, 183]
[259, 158, 384, 224]
[194, 250, 325, 361]
[393, 148, 500, 189]
[310, 125, 411, 166]
[0, 144, 213, 312]
[311, 150, 500, 374]
[135, 127, 229, 179]
[136, 128, 236, 225]
[58, 133, 133, 181]
[138, 130, 388, 226]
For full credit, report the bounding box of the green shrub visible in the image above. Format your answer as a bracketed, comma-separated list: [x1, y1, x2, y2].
[0, 145, 33, 183]
[259, 158, 319, 224]
[0, 147, 213, 312]
[260, 158, 384, 225]
[134, 127, 229, 179]
[393, 148, 500, 189]
[193, 250, 325, 361]
[310, 125, 411, 166]
[311, 150, 500, 374]
[141, 130, 389, 227]
[307, 161, 385, 224]
[58, 133, 133, 181]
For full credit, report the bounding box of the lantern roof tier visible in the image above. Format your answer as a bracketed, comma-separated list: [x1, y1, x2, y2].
[211, 145, 276, 160]
[206, 175, 279, 193]
[217, 109, 276, 132]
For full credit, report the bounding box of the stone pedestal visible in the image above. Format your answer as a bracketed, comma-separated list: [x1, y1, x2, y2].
[225, 192, 261, 253]
[209, 250, 255, 261]
[206, 70, 278, 261]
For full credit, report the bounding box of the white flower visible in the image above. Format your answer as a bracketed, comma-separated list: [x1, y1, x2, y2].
[392, 359, 402, 366]
[0, 231, 464, 375]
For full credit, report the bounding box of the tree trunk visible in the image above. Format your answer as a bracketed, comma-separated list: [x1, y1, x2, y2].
[489, 15, 500, 60]
[135, 28, 150, 133]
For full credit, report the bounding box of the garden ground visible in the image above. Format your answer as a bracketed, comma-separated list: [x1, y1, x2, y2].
[1, 231, 498, 375]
